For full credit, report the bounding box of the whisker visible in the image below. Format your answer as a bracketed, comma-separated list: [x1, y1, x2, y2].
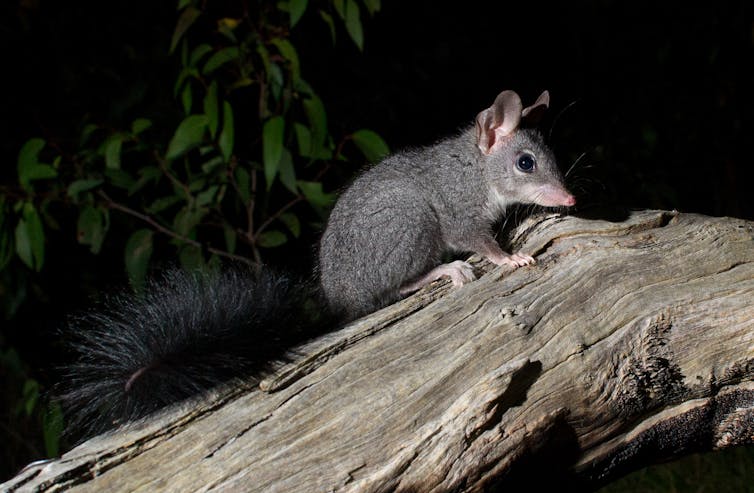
[565, 151, 589, 178]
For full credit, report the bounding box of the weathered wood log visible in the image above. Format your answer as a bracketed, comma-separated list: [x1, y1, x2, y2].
[4, 209, 754, 492]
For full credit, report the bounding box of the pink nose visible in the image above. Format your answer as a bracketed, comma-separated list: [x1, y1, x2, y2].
[538, 185, 576, 207]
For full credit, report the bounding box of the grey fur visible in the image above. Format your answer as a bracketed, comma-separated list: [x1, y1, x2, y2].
[319, 90, 574, 320]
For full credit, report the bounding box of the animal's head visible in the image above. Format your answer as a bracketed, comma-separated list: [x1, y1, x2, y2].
[475, 90, 575, 208]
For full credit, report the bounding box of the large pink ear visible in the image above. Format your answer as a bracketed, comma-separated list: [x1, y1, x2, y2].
[521, 90, 550, 125]
[475, 90, 523, 155]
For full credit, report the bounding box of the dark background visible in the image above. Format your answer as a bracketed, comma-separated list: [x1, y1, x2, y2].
[7, 1, 750, 217]
[317, 1, 754, 220]
[1, 0, 752, 487]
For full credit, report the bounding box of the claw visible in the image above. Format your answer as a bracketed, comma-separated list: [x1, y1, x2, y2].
[399, 260, 477, 295]
[491, 252, 536, 268]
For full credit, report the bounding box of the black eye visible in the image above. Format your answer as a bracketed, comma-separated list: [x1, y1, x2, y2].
[516, 154, 536, 173]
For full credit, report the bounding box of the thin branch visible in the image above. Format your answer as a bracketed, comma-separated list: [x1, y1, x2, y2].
[207, 246, 257, 267]
[153, 150, 192, 199]
[99, 190, 198, 245]
[254, 194, 304, 237]
[97, 190, 256, 266]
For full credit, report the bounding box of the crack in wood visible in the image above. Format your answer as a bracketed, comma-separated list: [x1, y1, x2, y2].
[202, 413, 273, 460]
[575, 384, 754, 486]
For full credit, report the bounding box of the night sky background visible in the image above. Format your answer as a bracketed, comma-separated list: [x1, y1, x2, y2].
[1, 0, 753, 487]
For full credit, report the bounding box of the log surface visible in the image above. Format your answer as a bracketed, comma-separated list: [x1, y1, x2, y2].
[4, 209, 754, 492]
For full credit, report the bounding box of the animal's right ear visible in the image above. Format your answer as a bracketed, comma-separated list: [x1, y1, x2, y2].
[475, 90, 523, 155]
[521, 90, 550, 126]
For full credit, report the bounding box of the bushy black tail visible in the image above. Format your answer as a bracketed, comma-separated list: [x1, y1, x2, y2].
[58, 267, 321, 440]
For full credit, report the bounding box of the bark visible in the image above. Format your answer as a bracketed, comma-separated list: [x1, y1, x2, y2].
[4, 209, 754, 492]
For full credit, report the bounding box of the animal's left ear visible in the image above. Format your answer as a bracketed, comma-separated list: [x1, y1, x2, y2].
[521, 90, 550, 126]
[475, 90, 523, 155]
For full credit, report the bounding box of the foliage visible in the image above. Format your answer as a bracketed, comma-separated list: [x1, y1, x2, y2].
[0, 0, 387, 472]
[2, 0, 387, 287]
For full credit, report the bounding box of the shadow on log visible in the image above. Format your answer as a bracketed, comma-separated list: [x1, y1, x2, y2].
[4, 209, 754, 492]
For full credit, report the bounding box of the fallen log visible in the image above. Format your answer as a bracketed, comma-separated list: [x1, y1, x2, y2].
[4, 209, 754, 492]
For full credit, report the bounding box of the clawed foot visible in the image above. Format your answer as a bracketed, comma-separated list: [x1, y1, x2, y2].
[437, 260, 477, 286]
[399, 260, 477, 295]
[489, 252, 536, 268]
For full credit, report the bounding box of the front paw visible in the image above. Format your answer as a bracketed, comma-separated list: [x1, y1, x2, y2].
[489, 252, 535, 268]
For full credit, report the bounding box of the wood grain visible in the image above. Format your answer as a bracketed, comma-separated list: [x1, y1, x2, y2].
[5, 209, 753, 492]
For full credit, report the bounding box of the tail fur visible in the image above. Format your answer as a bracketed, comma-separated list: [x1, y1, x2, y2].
[58, 267, 319, 440]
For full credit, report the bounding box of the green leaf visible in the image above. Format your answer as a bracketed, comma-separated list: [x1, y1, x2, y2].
[20, 164, 57, 188]
[298, 180, 335, 208]
[125, 229, 153, 289]
[294, 122, 312, 157]
[278, 148, 297, 194]
[18, 138, 45, 172]
[17, 138, 57, 189]
[263, 116, 285, 189]
[229, 76, 254, 91]
[224, 225, 237, 253]
[103, 134, 123, 169]
[271, 38, 300, 81]
[170, 6, 201, 54]
[344, 0, 364, 50]
[303, 93, 327, 154]
[257, 230, 287, 248]
[105, 168, 136, 191]
[290, 0, 308, 26]
[268, 62, 284, 102]
[318, 10, 336, 43]
[26, 160, 51, 184]
[188, 177, 207, 192]
[146, 195, 182, 214]
[351, 128, 389, 162]
[80, 123, 99, 146]
[22, 379, 39, 416]
[177, 0, 192, 10]
[219, 101, 234, 163]
[127, 166, 160, 195]
[204, 81, 219, 138]
[217, 18, 239, 43]
[234, 167, 251, 204]
[15, 203, 45, 271]
[77, 206, 108, 254]
[196, 185, 219, 207]
[173, 205, 207, 236]
[181, 81, 193, 115]
[131, 118, 152, 136]
[43, 401, 63, 458]
[256, 44, 271, 76]
[173, 66, 199, 98]
[189, 43, 213, 67]
[179, 244, 204, 270]
[217, 17, 240, 31]
[363, 0, 381, 15]
[333, 0, 345, 18]
[67, 179, 103, 199]
[280, 212, 301, 238]
[203, 46, 240, 75]
[166, 114, 208, 160]
[201, 155, 225, 174]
